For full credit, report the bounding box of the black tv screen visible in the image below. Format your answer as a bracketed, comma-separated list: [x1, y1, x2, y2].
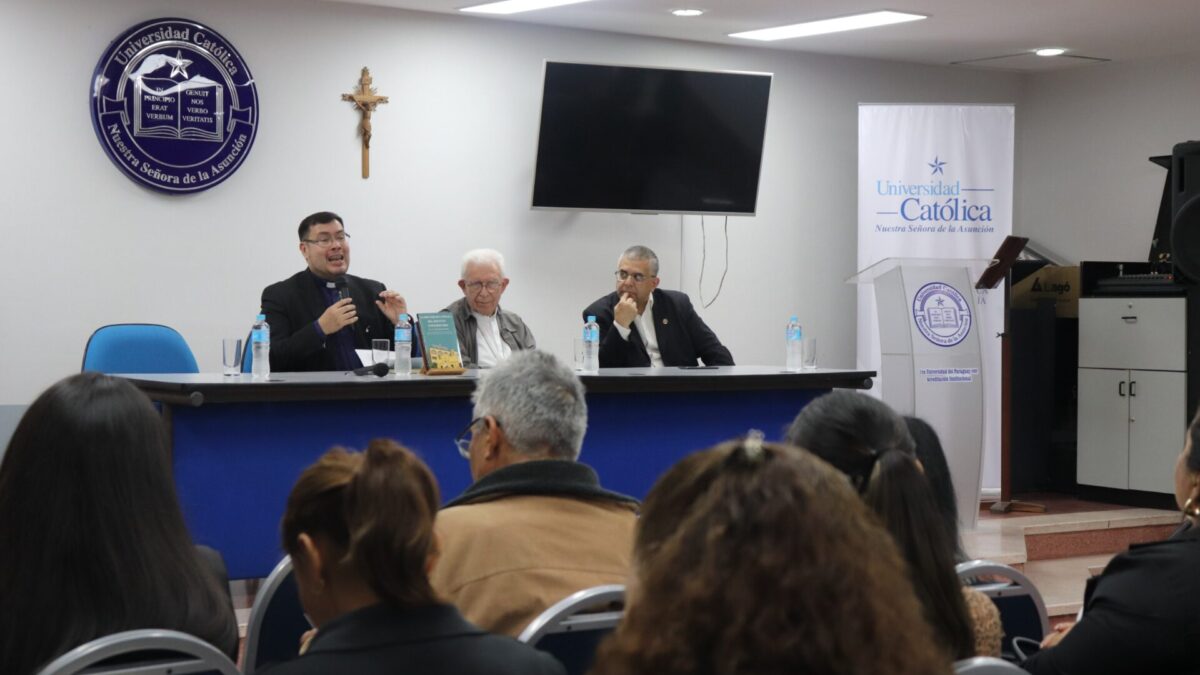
[531, 62, 772, 215]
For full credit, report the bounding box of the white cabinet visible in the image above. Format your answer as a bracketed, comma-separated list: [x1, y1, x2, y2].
[1077, 298, 1187, 494]
[1128, 370, 1187, 492]
[1076, 369, 1132, 489]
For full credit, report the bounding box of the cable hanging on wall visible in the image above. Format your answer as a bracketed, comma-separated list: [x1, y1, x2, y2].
[698, 215, 730, 309]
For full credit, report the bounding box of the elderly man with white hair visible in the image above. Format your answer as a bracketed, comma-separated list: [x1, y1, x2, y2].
[442, 248, 536, 368]
[430, 350, 638, 637]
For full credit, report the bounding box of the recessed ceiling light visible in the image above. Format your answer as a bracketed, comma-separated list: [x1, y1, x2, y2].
[460, 0, 592, 15]
[1035, 47, 1067, 57]
[672, 9, 704, 17]
[729, 10, 927, 41]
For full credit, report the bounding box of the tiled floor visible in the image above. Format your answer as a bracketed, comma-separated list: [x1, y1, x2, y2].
[978, 493, 1132, 519]
[964, 495, 1181, 619]
[1021, 554, 1111, 618]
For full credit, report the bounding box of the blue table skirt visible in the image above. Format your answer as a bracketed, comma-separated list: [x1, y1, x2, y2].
[172, 387, 824, 578]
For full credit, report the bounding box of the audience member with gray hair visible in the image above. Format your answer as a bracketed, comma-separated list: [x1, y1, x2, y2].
[442, 248, 535, 368]
[582, 244, 733, 367]
[430, 350, 638, 636]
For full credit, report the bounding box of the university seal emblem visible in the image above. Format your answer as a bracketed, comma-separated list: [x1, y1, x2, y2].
[90, 18, 258, 193]
[912, 281, 972, 347]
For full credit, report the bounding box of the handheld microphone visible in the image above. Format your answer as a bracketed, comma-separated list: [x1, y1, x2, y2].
[351, 362, 390, 377]
[334, 276, 351, 302]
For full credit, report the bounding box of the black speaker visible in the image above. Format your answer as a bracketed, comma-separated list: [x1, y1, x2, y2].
[1170, 141, 1200, 282]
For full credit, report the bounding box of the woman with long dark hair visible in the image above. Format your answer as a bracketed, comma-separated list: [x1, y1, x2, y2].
[0, 373, 237, 674]
[263, 439, 563, 675]
[786, 391, 978, 660]
[905, 416, 965, 559]
[589, 437, 951, 675]
[904, 415, 1002, 656]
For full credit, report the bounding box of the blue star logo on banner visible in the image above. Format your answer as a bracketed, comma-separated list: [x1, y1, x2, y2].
[928, 156, 946, 175]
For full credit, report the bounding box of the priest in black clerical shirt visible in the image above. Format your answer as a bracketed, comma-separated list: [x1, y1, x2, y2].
[259, 211, 407, 372]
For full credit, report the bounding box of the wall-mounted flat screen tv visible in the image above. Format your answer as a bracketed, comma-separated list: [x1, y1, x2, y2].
[531, 62, 772, 215]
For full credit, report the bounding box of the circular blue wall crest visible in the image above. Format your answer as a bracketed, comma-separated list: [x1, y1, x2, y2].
[90, 18, 258, 194]
[912, 281, 972, 347]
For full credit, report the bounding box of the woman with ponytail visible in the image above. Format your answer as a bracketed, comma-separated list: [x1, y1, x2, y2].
[263, 439, 563, 675]
[785, 390, 983, 660]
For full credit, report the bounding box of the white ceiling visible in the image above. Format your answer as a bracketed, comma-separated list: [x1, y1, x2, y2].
[320, 0, 1200, 72]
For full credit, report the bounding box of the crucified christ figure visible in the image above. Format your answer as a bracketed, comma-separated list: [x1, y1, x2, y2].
[342, 67, 389, 178]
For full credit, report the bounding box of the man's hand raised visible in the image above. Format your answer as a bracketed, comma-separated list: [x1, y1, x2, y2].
[376, 290, 407, 325]
[318, 298, 357, 335]
[614, 293, 639, 328]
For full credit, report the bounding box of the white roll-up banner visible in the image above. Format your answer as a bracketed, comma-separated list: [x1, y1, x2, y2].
[857, 104, 1015, 501]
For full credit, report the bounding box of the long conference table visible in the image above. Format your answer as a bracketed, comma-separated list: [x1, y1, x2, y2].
[125, 366, 874, 579]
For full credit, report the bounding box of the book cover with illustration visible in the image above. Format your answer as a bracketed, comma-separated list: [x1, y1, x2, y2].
[416, 312, 464, 373]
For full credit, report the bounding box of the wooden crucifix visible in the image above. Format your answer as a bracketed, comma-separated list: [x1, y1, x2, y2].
[342, 67, 389, 179]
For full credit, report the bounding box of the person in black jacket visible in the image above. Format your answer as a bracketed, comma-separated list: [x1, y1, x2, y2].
[261, 439, 563, 675]
[581, 245, 733, 367]
[260, 211, 408, 372]
[1021, 407, 1200, 674]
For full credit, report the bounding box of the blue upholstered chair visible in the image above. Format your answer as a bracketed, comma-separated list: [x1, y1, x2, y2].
[241, 330, 253, 373]
[35, 628, 238, 675]
[81, 324, 199, 374]
[243, 556, 311, 674]
[518, 585, 625, 675]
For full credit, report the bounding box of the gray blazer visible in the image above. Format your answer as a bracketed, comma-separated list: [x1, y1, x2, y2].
[441, 298, 536, 368]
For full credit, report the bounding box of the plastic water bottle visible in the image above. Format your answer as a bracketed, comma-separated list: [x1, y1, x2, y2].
[252, 313, 271, 380]
[583, 315, 600, 372]
[394, 313, 412, 377]
[785, 316, 803, 372]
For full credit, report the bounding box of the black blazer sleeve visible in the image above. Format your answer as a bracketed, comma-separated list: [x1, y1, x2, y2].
[672, 292, 734, 366]
[347, 276, 393, 348]
[1020, 599, 1147, 675]
[194, 545, 240, 661]
[261, 275, 327, 372]
[1021, 536, 1200, 675]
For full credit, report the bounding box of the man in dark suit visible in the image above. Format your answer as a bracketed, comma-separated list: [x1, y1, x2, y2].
[260, 211, 407, 372]
[582, 245, 733, 368]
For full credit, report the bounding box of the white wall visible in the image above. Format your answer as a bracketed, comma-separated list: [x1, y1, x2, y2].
[0, 0, 1026, 412]
[1016, 51, 1200, 260]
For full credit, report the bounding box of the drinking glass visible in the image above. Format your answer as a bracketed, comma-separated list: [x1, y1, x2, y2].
[802, 336, 817, 370]
[222, 338, 243, 376]
[372, 339, 391, 369]
[573, 337, 585, 371]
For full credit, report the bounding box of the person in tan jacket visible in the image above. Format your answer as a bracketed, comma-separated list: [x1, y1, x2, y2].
[430, 350, 639, 637]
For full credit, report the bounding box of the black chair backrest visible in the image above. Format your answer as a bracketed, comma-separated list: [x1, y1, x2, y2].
[533, 627, 615, 675]
[956, 560, 1050, 662]
[243, 557, 311, 674]
[518, 585, 625, 675]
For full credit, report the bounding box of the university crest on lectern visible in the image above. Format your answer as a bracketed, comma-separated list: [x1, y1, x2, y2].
[912, 281, 973, 347]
